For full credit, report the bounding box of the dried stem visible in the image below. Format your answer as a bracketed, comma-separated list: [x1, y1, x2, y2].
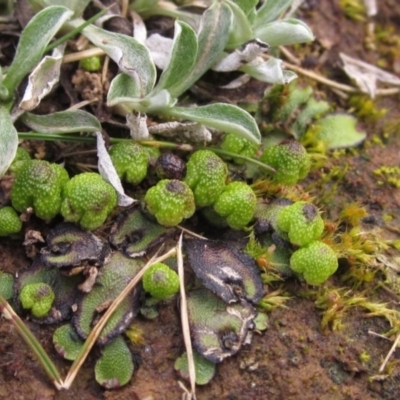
[177, 234, 196, 399]
[379, 332, 400, 373]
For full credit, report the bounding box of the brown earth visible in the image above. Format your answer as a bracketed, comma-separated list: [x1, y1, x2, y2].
[2, 1, 400, 399]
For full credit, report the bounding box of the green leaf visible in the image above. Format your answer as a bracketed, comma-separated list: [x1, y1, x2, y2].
[254, 0, 294, 26]
[28, 0, 91, 17]
[171, 1, 232, 97]
[255, 19, 314, 47]
[225, 0, 254, 49]
[227, 0, 258, 16]
[131, 0, 160, 13]
[21, 110, 101, 134]
[76, 22, 156, 96]
[0, 106, 18, 178]
[155, 20, 198, 97]
[95, 336, 134, 389]
[108, 73, 142, 107]
[3, 6, 73, 95]
[313, 114, 366, 149]
[164, 103, 261, 144]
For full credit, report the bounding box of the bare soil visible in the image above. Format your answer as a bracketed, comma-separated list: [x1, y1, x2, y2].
[2, 1, 400, 399]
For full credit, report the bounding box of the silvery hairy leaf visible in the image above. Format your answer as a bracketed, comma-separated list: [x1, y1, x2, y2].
[0, 106, 18, 178]
[224, 0, 254, 49]
[154, 20, 198, 97]
[254, 0, 294, 27]
[164, 103, 261, 144]
[96, 133, 136, 207]
[107, 75, 175, 114]
[170, 0, 232, 97]
[228, 0, 258, 16]
[19, 44, 65, 111]
[131, 10, 147, 43]
[107, 73, 141, 109]
[21, 110, 101, 133]
[3, 6, 73, 95]
[255, 19, 314, 47]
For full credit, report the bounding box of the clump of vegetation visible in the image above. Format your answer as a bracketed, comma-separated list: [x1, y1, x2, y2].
[260, 140, 310, 185]
[142, 262, 180, 300]
[19, 282, 55, 318]
[61, 172, 117, 230]
[184, 150, 228, 207]
[290, 241, 338, 285]
[277, 201, 324, 246]
[1, 0, 398, 395]
[220, 133, 259, 165]
[11, 160, 69, 220]
[144, 179, 195, 226]
[109, 142, 149, 185]
[213, 181, 257, 229]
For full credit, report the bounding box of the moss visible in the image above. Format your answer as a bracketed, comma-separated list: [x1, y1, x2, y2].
[19, 282, 55, 318]
[290, 241, 338, 285]
[11, 160, 69, 220]
[213, 181, 257, 229]
[184, 150, 228, 207]
[109, 142, 149, 185]
[61, 172, 117, 230]
[0, 206, 22, 236]
[142, 262, 180, 300]
[144, 179, 195, 226]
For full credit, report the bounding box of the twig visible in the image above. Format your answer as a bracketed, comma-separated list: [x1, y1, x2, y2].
[178, 225, 208, 240]
[62, 48, 105, 64]
[379, 332, 400, 373]
[177, 234, 197, 400]
[368, 330, 392, 341]
[277, 57, 400, 97]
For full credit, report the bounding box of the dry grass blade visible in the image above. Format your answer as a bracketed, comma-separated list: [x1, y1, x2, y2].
[379, 332, 400, 373]
[0, 294, 64, 390]
[62, 246, 177, 389]
[177, 233, 197, 400]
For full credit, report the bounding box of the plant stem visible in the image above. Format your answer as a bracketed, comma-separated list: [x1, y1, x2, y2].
[0, 294, 64, 390]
